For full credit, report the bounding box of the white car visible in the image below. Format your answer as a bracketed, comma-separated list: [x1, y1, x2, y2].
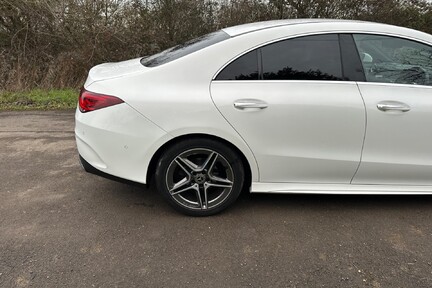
[76, 19, 432, 216]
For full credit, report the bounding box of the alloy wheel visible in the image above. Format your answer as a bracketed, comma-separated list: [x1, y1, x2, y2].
[165, 148, 234, 210]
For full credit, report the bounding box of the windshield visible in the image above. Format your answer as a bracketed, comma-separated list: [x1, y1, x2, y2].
[141, 30, 230, 67]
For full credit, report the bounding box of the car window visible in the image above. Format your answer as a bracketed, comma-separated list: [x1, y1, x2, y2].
[353, 34, 432, 86]
[261, 34, 343, 80]
[141, 30, 230, 67]
[215, 50, 259, 80]
[215, 34, 344, 81]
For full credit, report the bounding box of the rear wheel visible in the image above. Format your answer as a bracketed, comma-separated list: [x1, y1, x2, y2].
[155, 138, 244, 216]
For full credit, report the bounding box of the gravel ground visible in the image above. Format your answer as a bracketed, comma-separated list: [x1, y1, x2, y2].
[1, 111, 432, 288]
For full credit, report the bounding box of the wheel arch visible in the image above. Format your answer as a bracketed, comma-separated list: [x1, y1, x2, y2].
[146, 133, 253, 191]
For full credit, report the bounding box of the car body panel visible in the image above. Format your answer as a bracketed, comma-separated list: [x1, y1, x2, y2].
[352, 83, 432, 185]
[84, 77, 261, 183]
[211, 81, 366, 183]
[85, 57, 146, 87]
[75, 103, 172, 183]
[221, 19, 340, 37]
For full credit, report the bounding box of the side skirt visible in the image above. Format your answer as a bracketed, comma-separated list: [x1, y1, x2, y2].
[251, 182, 432, 195]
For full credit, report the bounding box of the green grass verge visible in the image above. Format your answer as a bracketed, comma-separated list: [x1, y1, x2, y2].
[0, 89, 78, 110]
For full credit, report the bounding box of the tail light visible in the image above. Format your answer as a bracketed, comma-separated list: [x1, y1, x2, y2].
[79, 88, 124, 113]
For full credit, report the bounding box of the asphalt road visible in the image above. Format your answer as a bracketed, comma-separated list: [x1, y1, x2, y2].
[1, 111, 432, 287]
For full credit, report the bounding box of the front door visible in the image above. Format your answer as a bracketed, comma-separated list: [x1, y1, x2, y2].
[351, 34, 432, 185]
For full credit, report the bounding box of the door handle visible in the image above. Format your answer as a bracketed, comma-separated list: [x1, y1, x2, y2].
[377, 101, 411, 112]
[233, 99, 268, 110]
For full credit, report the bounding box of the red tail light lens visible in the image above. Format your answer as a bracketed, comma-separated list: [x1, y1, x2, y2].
[79, 88, 124, 113]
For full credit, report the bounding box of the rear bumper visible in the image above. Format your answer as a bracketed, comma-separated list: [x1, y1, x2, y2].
[79, 154, 140, 185]
[75, 103, 172, 184]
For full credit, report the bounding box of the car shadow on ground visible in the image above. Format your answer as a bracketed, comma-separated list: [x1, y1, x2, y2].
[96, 176, 432, 216]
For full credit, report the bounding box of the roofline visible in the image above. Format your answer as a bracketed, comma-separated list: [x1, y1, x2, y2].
[221, 19, 379, 37]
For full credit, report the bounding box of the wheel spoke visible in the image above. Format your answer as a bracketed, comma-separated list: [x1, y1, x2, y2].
[201, 152, 218, 172]
[174, 159, 192, 176]
[176, 156, 199, 172]
[195, 186, 204, 209]
[205, 183, 233, 189]
[169, 177, 191, 194]
[170, 185, 196, 196]
[208, 175, 233, 188]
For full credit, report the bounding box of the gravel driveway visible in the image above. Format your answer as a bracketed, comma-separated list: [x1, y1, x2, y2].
[1, 111, 432, 287]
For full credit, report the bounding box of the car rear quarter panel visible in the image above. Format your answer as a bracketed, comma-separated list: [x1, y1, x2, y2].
[85, 73, 261, 182]
[75, 103, 172, 184]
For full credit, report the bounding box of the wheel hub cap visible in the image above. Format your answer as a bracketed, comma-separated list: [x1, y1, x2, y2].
[194, 173, 207, 184]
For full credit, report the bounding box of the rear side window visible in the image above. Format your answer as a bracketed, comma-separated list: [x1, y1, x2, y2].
[141, 30, 230, 67]
[261, 34, 343, 80]
[216, 34, 344, 81]
[215, 50, 259, 80]
[353, 34, 432, 86]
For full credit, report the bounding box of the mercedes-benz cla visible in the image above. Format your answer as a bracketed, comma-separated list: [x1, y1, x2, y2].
[76, 19, 432, 216]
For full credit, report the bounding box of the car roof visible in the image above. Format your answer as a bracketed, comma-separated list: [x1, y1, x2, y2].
[222, 19, 372, 37]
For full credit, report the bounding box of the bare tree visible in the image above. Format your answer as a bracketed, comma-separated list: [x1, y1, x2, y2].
[0, 0, 431, 91]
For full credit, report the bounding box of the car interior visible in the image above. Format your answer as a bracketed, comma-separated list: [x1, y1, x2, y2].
[355, 34, 432, 86]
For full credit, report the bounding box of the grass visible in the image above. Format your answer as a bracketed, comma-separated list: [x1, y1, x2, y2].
[0, 89, 78, 110]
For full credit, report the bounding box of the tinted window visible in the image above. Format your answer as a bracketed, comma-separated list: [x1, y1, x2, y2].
[141, 30, 230, 67]
[261, 34, 343, 80]
[339, 34, 366, 82]
[216, 50, 259, 80]
[353, 34, 432, 86]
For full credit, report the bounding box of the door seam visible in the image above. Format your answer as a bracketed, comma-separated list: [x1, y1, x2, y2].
[350, 82, 368, 184]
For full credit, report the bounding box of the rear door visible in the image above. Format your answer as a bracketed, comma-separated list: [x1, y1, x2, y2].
[211, 34, 366, 183]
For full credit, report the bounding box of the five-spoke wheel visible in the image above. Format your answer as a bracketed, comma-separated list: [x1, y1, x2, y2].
[156, 138, 244, 216]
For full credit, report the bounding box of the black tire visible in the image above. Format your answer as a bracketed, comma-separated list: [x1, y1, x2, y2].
[155, 138, 245, 216]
